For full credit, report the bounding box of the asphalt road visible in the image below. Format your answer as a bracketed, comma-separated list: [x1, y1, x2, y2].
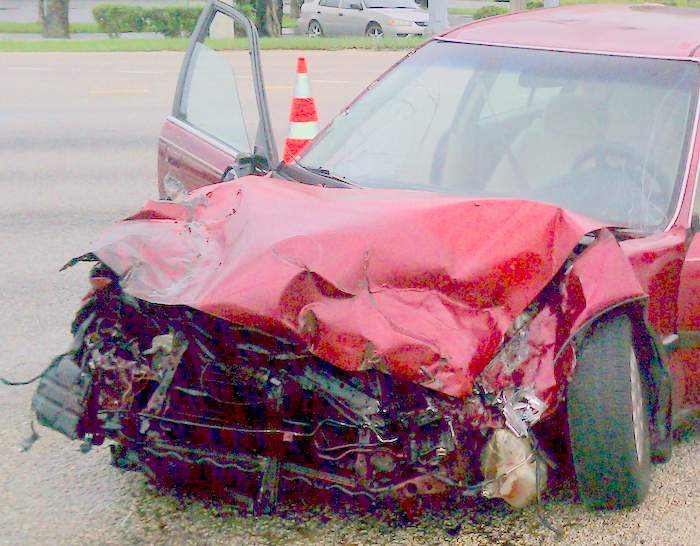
[1, 51, 699, 546]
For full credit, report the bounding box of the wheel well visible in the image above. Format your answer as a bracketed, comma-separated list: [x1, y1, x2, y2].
[366, 21, 381, 29]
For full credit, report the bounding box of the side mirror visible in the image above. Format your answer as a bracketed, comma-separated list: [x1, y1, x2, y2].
[350, 3, 363, 9]
[221, 154, 270, 181]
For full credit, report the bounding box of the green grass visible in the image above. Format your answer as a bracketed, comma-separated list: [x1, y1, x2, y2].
[0, 21, 102, 34]
[447, 7, 478, 15]
[0, 35, 423, 53]
[0, 18, 295, 34]
[282, 15, 297, 29]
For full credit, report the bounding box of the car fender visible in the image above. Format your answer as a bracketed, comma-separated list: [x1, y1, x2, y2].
[477, 229, 671, 440]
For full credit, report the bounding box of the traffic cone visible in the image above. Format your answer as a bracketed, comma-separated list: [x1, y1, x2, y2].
[283, 56, 320, 164]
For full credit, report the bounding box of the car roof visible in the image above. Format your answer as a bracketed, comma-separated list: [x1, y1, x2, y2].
[441, 4, 700, 58]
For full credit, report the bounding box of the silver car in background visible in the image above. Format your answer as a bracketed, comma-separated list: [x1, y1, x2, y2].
[298, 0, 428, 37]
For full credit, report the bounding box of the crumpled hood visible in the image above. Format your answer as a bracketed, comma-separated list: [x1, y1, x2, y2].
[91, 176, 603, 398]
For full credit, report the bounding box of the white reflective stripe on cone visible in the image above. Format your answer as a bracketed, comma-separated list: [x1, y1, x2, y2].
[294, 74, 312, 99]
[289, 121, 320, 140]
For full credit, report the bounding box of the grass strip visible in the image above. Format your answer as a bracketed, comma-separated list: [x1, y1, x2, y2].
[0, 21, 102, 34]
[447, 7, 478, 15]
[0, 35, 423, 53]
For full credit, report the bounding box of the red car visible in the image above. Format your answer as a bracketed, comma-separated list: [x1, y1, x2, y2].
[34, 1, 700, 514]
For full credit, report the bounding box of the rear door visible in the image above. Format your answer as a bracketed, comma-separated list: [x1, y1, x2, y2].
[318, 0, 342, 36]
[338, 0, 366, 35]
[157, 0, 277, 199]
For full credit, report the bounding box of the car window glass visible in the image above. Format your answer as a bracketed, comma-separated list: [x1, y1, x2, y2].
[339, 0, 357, 7]
[320, 0, 340, 7]
[301, 42, 699, 231]
[479, 70, 559, 123]
[304, 46, 471, 187]
[179, 11, 259, 153]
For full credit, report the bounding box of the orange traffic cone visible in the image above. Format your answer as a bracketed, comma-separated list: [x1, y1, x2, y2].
[283, 57, 320, 164]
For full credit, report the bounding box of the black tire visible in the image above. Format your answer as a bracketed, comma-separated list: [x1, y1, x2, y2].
[307, 19, 323, 37]
[365, 22, 383, 38]
[567, 314, 651, 509]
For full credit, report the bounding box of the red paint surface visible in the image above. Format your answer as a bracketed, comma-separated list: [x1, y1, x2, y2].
[478, 231, 662, 415]
[92, 177, 604, 399]
[671, 233, 700, 408]
[158, 118, 234, 197]
[620, 230, 687, 335]
[443, 4, 700, 58]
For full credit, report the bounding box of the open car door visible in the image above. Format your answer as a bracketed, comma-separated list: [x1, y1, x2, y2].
[157, 0, 277, 199]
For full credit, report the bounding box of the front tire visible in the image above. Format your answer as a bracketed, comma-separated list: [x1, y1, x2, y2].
[567, 315, 651, 509]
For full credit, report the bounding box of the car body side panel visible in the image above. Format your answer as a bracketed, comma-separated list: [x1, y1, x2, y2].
[618, 230, 686, 336]
[157, 118, 233, 197]
[337, 1, 365, 35]
[568, 230, 649, 333]
[318, 2, 341, 35]
[88, 177, 604, 399]
[671, 233, 700, 409]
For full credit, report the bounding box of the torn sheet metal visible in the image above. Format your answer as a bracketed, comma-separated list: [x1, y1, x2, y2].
[478, 230, 652, 413]
[89, 176, 607, 399]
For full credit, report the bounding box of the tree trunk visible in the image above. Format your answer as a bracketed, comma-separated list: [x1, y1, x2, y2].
[255, 0, 268, 36]
[41, 0, 70, 38]
[255, 0, 282, 37]
[265, 0, 282, 37]
[290, 0, 301, 19]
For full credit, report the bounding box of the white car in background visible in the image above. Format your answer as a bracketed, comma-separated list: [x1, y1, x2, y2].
[298, 0, 428, 37]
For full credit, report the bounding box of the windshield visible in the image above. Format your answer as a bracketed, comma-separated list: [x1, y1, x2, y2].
[300, 42, 699, 230]
[364, 0, 416, 8]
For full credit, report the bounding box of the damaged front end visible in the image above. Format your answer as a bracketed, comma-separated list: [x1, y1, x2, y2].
[29, 182, 649, 515]
[32, 263, 557, 514]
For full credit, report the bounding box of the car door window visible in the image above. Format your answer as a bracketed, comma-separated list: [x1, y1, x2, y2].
[180, 41, 251, 153]
[320, 0, 340, 6]
[176, 10, 263, 156]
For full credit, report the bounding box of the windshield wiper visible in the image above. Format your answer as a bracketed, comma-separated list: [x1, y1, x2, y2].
[276, 155, 359, 188]
[607, 226, 649, 239]
[296, 162, 358, 188]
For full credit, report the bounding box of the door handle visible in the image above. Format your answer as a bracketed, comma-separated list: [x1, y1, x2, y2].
[338, 12, 343, 15]
[316, 10, 321, 13]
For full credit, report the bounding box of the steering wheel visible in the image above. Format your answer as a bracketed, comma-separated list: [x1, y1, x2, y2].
[569, 142, 669, 226]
